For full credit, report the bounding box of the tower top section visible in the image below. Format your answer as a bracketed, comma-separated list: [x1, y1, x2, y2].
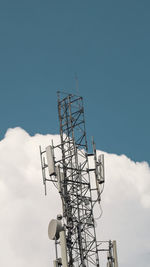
[40, 92, 118, 267]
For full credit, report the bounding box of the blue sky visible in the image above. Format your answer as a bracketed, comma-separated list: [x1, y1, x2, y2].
[0, 0, 150, 163]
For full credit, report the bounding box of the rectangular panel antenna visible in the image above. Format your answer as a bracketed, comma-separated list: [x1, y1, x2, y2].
[46, 145, 55, 176]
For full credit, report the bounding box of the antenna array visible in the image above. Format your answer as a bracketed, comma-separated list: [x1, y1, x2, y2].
[40, 92, 118, 267]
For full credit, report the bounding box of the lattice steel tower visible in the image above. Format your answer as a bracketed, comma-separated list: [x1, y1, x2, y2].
[40, 92, 118, 267]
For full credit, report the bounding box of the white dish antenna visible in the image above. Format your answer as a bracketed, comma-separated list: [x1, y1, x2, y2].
[48, 219, 63, 240]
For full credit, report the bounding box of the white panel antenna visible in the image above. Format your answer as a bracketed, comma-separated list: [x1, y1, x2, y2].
[53, 260, 59, 267]
[113, 241, 118, 267]
[55, 165, 63, 194]
[46, 145, 55, 176]
[98, 154, 105, 184]
[60, 230, 68, 267]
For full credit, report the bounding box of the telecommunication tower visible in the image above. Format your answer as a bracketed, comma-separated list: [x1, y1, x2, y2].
[40, 91, 118, 267]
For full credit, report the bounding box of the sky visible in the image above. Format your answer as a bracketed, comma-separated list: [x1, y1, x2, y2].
[0, 0, 150, 163]
[0, 1, 150, 266]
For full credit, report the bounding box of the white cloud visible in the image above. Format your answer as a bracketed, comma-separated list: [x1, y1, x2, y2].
[97, 151, 150, 267]
[0, 127, 150, 267]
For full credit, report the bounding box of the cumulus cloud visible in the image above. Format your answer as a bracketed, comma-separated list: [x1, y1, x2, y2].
[0, 127, 150, 267]
[98, 151, 150, 267]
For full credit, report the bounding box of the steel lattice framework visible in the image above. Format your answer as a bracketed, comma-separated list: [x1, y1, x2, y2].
[57, 92, 101, 267]
[40, 92, 118, 267]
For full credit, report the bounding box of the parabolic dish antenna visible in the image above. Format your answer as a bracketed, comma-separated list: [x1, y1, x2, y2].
[48, 219, 63, 240]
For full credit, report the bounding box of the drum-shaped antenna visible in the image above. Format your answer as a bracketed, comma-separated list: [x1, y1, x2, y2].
[48, 219, 63, 240]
